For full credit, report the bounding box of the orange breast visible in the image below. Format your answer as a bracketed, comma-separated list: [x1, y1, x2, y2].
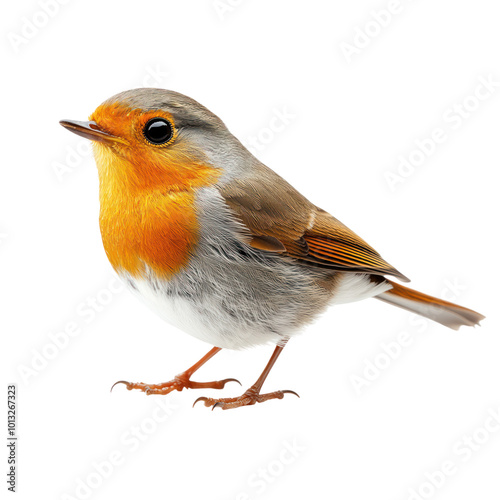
[99, 189, 200, 279]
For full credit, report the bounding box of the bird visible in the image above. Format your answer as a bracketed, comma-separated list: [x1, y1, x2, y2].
[60, 88, 484, 410]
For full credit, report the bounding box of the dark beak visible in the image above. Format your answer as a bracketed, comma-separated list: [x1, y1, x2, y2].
[59, 120, 125, 145]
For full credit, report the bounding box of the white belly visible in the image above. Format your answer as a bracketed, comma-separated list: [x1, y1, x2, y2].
[123, 274, 290, 350]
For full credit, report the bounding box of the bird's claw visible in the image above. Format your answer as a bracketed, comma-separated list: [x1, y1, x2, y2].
[193, 389, 299, 410]
[281, 390, 300, 398]
[220, 378, 241, 387]
[110, 380, 133, 392]
[192, 396, 213, 409]
[111, 376, 241, 396]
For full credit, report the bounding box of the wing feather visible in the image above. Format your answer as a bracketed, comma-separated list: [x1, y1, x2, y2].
[217, 164, 409, 282]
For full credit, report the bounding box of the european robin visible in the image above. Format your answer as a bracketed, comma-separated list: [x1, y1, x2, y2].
[60, 89, 484, 410]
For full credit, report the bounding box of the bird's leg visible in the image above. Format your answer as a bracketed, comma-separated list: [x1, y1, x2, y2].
[194, 341, 299, 410]
[111, 347, 240, 395]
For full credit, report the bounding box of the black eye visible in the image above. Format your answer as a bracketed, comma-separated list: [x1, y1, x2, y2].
[143, 118, 173, 145]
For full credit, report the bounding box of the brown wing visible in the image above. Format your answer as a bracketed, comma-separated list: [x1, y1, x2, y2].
[218, 163, 409, 282]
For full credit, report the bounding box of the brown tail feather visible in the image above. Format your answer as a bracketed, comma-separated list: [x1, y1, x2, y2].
[375, 279, 485, 330]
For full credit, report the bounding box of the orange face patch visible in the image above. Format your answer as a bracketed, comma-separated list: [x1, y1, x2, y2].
[90, 102, 219, 192]
[90, 102, 221, 279]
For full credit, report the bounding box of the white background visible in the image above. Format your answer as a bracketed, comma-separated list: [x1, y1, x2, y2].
[2, 1, 500, 499]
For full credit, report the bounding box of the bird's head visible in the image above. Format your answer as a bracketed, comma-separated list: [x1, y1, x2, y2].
[60, 89, 246, 194]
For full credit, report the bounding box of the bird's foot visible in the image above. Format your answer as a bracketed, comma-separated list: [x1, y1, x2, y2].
[193, 387, 299, 410]
[111, 374, 240, 396]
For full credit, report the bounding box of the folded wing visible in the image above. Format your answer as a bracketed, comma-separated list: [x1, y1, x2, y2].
[218, 163, 409, 282]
